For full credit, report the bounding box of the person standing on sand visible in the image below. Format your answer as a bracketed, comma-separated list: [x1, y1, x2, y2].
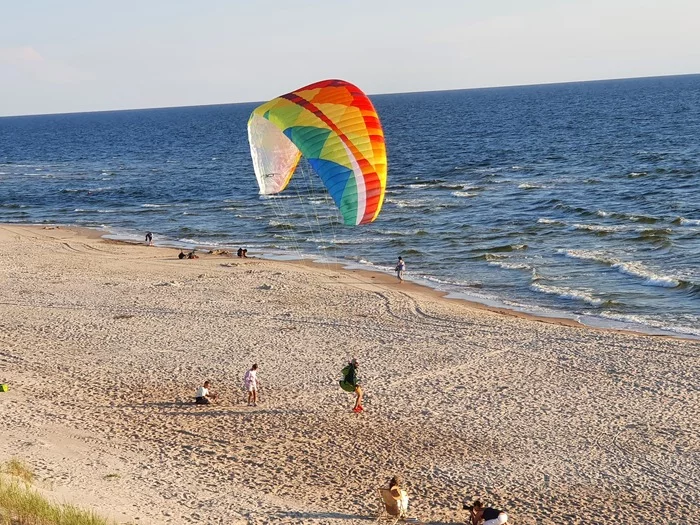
[340, 358, 363, 412]
[395, 256, 406, 283]
[244, 364, 259, 406]
[145, 231, 153, 246]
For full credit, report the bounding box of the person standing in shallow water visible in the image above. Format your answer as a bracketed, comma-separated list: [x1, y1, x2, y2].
[145, 231, 153, 246]
[395, 256, 406, 283]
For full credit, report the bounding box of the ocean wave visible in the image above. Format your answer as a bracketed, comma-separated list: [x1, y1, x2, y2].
[627, 171, 648, 178]
[484, 244, 528, 253]
[141, 204, 172, 208]
[537, 218, 565, 225]
[518, 183, 545, 189]
[572, 223, 627, 233]
[557, 249, 682, 288]
[386, 199, 430, 208]
[530, 281, 605, 306]
[267, 220, 295, 229]
[595, 209, 659, 223]
[599, 311, 700, 337]
[675, 217, 700, 226]
[451, 191, 477, 198]
[611, 261, 679, 287]
[488, 260, 531, 271]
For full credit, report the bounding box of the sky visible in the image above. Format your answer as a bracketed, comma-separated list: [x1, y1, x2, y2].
[1, 0, 699, 117]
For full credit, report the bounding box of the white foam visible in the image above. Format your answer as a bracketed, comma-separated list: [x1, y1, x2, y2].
[518, 183, 544, 189]
[537, 218, 563, 225]
[141, 204, 172, 208]
[611, 261, 679, 287]
[679, 217, 700, 226]
[451, 191, 477, 198]
[530, 282, 604, 306]
[572, 223, 626, 233]
[599, 311, 700, 337]
[558, 249, 610, 263]
[488, 261, 531, 270]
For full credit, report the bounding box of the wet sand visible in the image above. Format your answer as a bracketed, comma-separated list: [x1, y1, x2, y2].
[0, 224, 698, 524]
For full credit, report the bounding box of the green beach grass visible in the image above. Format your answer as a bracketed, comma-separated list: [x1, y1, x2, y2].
[0, 460, 115, 525]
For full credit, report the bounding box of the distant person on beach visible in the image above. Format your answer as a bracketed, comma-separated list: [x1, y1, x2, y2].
[395, 256, 406, 283]
[465, 500, 508, 525]
[340, 358, 363, 412]
[187, 250, 199, 259]
[243, 364, 259, 406]
[237, 247, 249, 258]
[195, 380, 218, 405]
[178, 250, 186, 259]
[387, 476, 409, 515]
[145, 231, 153, 246]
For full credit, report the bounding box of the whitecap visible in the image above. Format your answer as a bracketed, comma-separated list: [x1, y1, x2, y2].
[537, 218, 564, 225]
[530, 282, 604, 306]
[518, 183, 544, 189]
[451, 191, 476, 198]
[488, 260, 531, 271]
[610, 261, 679, 288]
[679, 217, 700, 226]
[572, 223, 626, 233]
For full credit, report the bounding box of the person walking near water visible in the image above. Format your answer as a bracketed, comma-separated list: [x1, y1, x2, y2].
[145, 231, 153, 246]
[395, 256, 406, 283]
[244, 364, 259, 406]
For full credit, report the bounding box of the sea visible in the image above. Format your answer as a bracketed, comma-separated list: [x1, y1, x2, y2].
[1, 74, 699, 339]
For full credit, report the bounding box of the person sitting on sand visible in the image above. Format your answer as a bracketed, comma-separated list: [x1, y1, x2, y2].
[237, 247, 244, 258]
[243, 364, 259, 406]
[178, 250, 186, 259]
[467, 500, 508, 525]
[195, 380, 218, 405]
[187, 249, 199, 259]
[387, 475, 409, 515]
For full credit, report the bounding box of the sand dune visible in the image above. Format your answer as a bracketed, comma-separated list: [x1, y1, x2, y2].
[0, 224, 698, 524]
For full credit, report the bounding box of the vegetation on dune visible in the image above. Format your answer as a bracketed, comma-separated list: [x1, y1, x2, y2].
[0, 460, 115, 525]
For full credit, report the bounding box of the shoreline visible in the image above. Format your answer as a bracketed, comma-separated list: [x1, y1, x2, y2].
[14, 222, 697, 343]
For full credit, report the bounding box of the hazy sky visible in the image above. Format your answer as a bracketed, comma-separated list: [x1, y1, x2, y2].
[1, 0, 698, 116]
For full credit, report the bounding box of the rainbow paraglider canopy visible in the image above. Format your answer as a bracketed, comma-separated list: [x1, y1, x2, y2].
[247, 79, 387, 226]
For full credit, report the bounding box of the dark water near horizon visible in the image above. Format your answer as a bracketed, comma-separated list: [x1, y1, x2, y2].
[1, 75, 699, 338]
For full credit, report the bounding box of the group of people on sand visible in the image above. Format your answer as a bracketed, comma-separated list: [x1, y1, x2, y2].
[178, 249, 199, 259]
[194, 364, 260, 406]
[384, 476, 508, 524]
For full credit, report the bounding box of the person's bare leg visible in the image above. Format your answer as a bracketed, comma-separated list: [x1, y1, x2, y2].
[252, 389, 257, 406]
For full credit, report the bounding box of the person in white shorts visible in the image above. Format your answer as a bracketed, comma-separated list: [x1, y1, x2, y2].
[244, 364, 259, 406]
[468, 500, 508, 525]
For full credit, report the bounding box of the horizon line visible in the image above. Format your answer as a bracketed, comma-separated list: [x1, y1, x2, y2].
[2, 71, 698, 119]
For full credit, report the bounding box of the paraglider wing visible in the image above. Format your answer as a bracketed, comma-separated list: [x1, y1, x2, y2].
[247, 79, 387, 226]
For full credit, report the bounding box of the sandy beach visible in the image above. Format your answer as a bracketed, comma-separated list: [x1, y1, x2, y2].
[0, 223, 698, 524]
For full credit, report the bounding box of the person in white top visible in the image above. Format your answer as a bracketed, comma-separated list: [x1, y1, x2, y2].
[195, 380, 218, 405]
[243, 364, 260, 406]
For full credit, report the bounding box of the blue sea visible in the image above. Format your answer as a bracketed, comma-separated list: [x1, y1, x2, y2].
[1, 75, 699, 338]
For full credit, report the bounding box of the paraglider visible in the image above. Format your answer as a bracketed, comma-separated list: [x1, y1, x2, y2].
[247, 79, 387, 226]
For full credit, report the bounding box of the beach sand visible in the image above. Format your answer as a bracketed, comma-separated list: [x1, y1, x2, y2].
[0, 224, 698, 524]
